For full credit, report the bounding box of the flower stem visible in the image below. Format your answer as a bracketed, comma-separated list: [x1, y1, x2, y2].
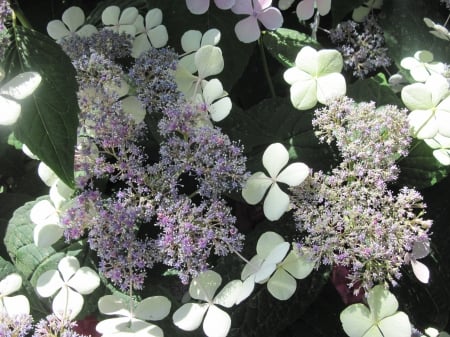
[258, 35, 276, 98]
[9, 0, 33, 29]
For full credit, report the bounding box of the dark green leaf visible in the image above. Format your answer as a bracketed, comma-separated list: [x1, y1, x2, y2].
[398, 140, 450, 189]
[262, 28, 321, 68]
[4, 26, 78, 188]
[330, 0, 366, 26]
[347, 73, 403, 106]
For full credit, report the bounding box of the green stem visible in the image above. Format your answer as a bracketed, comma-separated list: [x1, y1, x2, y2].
[9, 1, 33, 29]
[258, 35, 276, 98]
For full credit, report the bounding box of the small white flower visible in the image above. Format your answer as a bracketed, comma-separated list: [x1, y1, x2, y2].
[47, 6, 97, 41]
[179, 28, 221, 74]
[0, 273, 30, 316]
[173, 270, 242, 337]
[96, 294, 171, 337]
[242, 143, 309, 221]
[195, 78, 231, 122]
[400, 50, 446, 82]
[131, 8, 168, 58]
[424, 17, 450, 41]
[404, 238, 431, 284]
[283, 46, 346, 110]
[36, 256, 100, 320]
[0, 72, 42, 126]
[401, 74, 450, 139]
[424, 133, 450, 165]
[352, 0, 383, 22]
[340, 285, 411, 337]
[102, 6, 139, 36]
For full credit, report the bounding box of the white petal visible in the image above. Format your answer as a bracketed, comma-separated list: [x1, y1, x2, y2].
[378, 312, 411, 337]
[401, 83, 433, 110]
[209, 97, 231, 122]
[47, 20, 71, 40]
[241, 255, 264, 280]
[119, 24, 137, 36]
[277, 162, 309, 186]
[67, 267, 100, 294]
[234, 16, 261, 43]
[135, 296, 171, 321]
[53, 286, 84, 320]
[254, 260, 277, 283]
[98, 295, 130, 316]
[407, 109, 437, 139]
[203, 78, 224, 104]
[410, 66, 431, 82]
[267, 268, 297, 300]
[436, 102, 450, 137]
[279, 0, 295, 10]
[131, 33, 151, 58]
[0, 72, 42, 100]
[367, 285, 398, 320]
[203, 305, 231, 337]
[213, 280, 242, 308]
[38, 162, 58, 187]
[34, 222, 64, 248]
[58, 256, 80, 282]
[62, 6, 85, 32]
[283, 67, 311, 85]
[235, 275, 255, 304]
[174, 65, 199, 97]
[263, 142, 289, 178]
[22, 144, 39, 160]
[256, 231, 286, 259]
[36, 270, 63, 297]
[202, 28, 221, 46]
[50, 178, 74, 209]
[2, 295, 30, 315]
[317, 48, 343, 75]
[0, 273, 22, 295]
[241, 172, 272, 205]
[145, 8, 163, 28]
[119, 7, 139, 25]
[433, 148, 450, 165]
[30, 199, 58, 226]
[181, 30, 202, 53]
[412, 239, 431, 259]
[0, 96, 21, 125]
[189, 270, 221, 301]
[102, 6, 120, 25]
[263, 183, 290, 221]
[179, 54, 197, 74]
[289, 77, 318, 110]
[295, 46, 318, 75]
[296, 0, 315, 20]
[122, 96, 146, 123]
[172, 302, 209, 331]
[400, 56, 420, 71]
[316, 73, 346, 104]
[195, 45, 224, 79]
[76, 24, 98, 37]
[352, 5, 370, 22]
[148, 25, 168, 48]
[427, 74, 449, 106]
[411, 259, 430, 284]
[265, 242, 290, 264]
[281, 250, 315, 279]
[340, 303, 373, 337]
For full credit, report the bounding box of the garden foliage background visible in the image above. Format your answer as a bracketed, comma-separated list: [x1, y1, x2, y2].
[1, 0, 450, 336]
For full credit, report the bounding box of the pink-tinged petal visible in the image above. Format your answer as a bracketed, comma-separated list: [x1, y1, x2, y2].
[296, 0, 315, 20]
[2, 295, 30, 316]
[76, 24, 98, 37]
[231, 0, 253, 14]
[203, 305, 232, 337]
[145, 8, 163, 28]
[119, 7, 139, 25]
[258, 7, 283, 30]
[58, 256, 80, 282]
[62, 6, 85, 32]
[173, 303, 209, 331]
[189, 270, 222, 301]
[267, 268, 297, 300]
[253, 0, 273, 12]
[234, 16, 261, 43]
[135, 296, 171, 321]
[411, 259, 430, 284]
[47, 20, 70, 40]
[0, 273, 22, 295]
[242, 172, 272, 204]
[317, 0, 331, 16]
[263, 142, 289, 178]
[214, 0, 235, 10]
[36, 270, 63, 297]
[67, 267, 100, 294]
[186, 0, 210, 14]
[148, 25, 168, 48]
[102, 6, 120, 26]
[263, 183, 290, 221]
[279, 0, 295, 10]
[53, 286, 84, 320]
[277, 162, 309, 186]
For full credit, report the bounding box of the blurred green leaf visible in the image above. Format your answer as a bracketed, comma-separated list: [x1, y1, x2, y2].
[4, 26, 78, 188]
[347, 73, 403, 106]
[330, 0, 366, 26]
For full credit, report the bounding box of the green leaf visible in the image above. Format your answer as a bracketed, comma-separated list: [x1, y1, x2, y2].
[4, 26, 78, 188]
[221, 97, 338, 173]
[262, 28, 321, 68]
[4, 196, 101, 317]
[330, 0, 366, 26]
[398, 140, 450, 189]
[347, 73, 403, 107]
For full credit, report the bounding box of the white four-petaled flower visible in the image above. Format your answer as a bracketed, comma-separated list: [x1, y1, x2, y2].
[47, 6, 97, 41]
[102, 6, 139, 36]
[131, 8, 168, 58]
[242, 142, 309, 221]
[400, 50, 445, 82]
[0, 273, 30, 316]
[36, 256, 100, 320]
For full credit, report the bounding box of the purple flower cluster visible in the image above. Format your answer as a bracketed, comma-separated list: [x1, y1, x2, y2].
[33, 314, 89, 337]
[329, 16, 391, 78]
[0, 0, 11, 60]
[291, 97, 432, 292]
[0, 313, 33, 337]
